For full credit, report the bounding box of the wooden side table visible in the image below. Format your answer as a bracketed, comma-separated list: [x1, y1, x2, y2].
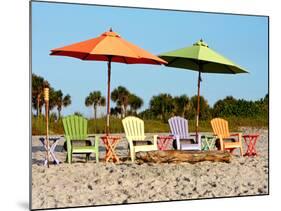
[201, 135, 216, 151]
[39, 137, 60, 165]
[101, 135, 121, 163]
[242, 134, 259, 156]
[157, 135, 174, 150]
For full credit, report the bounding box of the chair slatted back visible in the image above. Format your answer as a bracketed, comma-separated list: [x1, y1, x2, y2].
[168, 116, 189, 139]
[210, 118, 230, 138]
[62, 115, 88, 140]
[122, 116, 145, 141]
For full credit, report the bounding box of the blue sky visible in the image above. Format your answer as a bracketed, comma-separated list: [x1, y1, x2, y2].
[32, 1, 268, 118]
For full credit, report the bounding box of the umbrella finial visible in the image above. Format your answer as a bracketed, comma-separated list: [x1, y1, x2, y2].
[194, 39, 209, 48]
[109, 27, 113, 32]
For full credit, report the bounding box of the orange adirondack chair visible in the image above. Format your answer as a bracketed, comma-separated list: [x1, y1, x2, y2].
[210, 118, 243, 156]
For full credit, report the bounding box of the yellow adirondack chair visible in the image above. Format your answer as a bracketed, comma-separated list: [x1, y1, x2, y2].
[122, 116, 158, 162]
[210, 118, 243, 156]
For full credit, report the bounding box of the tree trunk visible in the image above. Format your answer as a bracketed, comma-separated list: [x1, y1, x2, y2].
[94, 105, 97, 120]
[39, 105, 42, 116]
[58, 108, 61, 120]
[94, 105, 97, 133]
[136, 150, 231, 164]
[121, 105, 125, 118]
[124, 105, 127, 117]
[36, 94, 40, 117]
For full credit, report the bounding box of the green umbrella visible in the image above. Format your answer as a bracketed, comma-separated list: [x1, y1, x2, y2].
[159, 39, 248, 139]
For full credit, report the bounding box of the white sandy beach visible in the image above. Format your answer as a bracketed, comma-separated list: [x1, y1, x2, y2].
[31, 127, 268, 209]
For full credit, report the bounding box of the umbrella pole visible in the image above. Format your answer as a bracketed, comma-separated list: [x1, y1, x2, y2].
[106, 57, 112, 136]
[196, 68, 202, 143]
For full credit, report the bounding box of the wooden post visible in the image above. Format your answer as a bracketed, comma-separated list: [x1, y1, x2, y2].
[44, 87, 50, 168]
[106, 56, 112, 136]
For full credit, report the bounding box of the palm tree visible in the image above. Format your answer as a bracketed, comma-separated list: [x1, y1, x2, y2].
[190, 95, 211, 120]
[48, 87, 57, 113]
[149, 93, 174, 121]
[85, 91, 106, 119]
[32, 74, 45, 117]
[62, 94, 71, 114]
[111, 86, 130, 118]
[110, 106, 122, 117]
[173, 95, 190, 117]
[53, 90, 72, 119]
[128, 94, 143, 114]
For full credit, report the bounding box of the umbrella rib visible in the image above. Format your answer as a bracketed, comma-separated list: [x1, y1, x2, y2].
[147, 58, 162, 65]
[166, 57, 179, 66]
[50, 50, 60, 55]
[224, 65, 237, 74]
[151, 59, 162, 65]
[81, 53, 90, 60]
[200, 61, 236, 74]
[122, 56, 128, 64]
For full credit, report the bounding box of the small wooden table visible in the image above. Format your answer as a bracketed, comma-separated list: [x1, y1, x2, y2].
[39, 137, 60, 165]
[201, 135, 216, 151]
[101, 135, 121, 163]
[242, 134, 259, 156]
[157, 135, 174, 150]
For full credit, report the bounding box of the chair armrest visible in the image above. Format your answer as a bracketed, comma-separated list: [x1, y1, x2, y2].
[229, 133, 241, 137]
[173, 134, 180, 139]
[230, 133, 242, 142]
[84, 135, 95, 145]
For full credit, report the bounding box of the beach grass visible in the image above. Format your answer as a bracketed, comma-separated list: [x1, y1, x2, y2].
[32, 115, 268, 135]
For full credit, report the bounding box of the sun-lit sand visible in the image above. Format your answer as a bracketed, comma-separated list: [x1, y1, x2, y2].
[31, 127, 268, 209]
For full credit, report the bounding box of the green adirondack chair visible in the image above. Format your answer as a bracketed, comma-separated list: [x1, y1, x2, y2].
[122, 116, 158, 162]
[62, 115, 99, 164]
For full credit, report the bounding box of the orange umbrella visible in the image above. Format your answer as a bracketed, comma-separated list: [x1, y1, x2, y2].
[50, 28, 167, 134]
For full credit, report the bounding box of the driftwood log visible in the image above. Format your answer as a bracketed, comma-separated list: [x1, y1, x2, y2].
[136, 150, 231, 164]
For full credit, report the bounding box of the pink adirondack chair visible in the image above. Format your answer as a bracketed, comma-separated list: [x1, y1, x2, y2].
[168, 116, 201, 150]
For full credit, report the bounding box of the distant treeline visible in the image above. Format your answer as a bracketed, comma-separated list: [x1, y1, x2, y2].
[32, 73, 268, 134]
[139, 94, 268, 122]
[32, 74, 143, 121]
